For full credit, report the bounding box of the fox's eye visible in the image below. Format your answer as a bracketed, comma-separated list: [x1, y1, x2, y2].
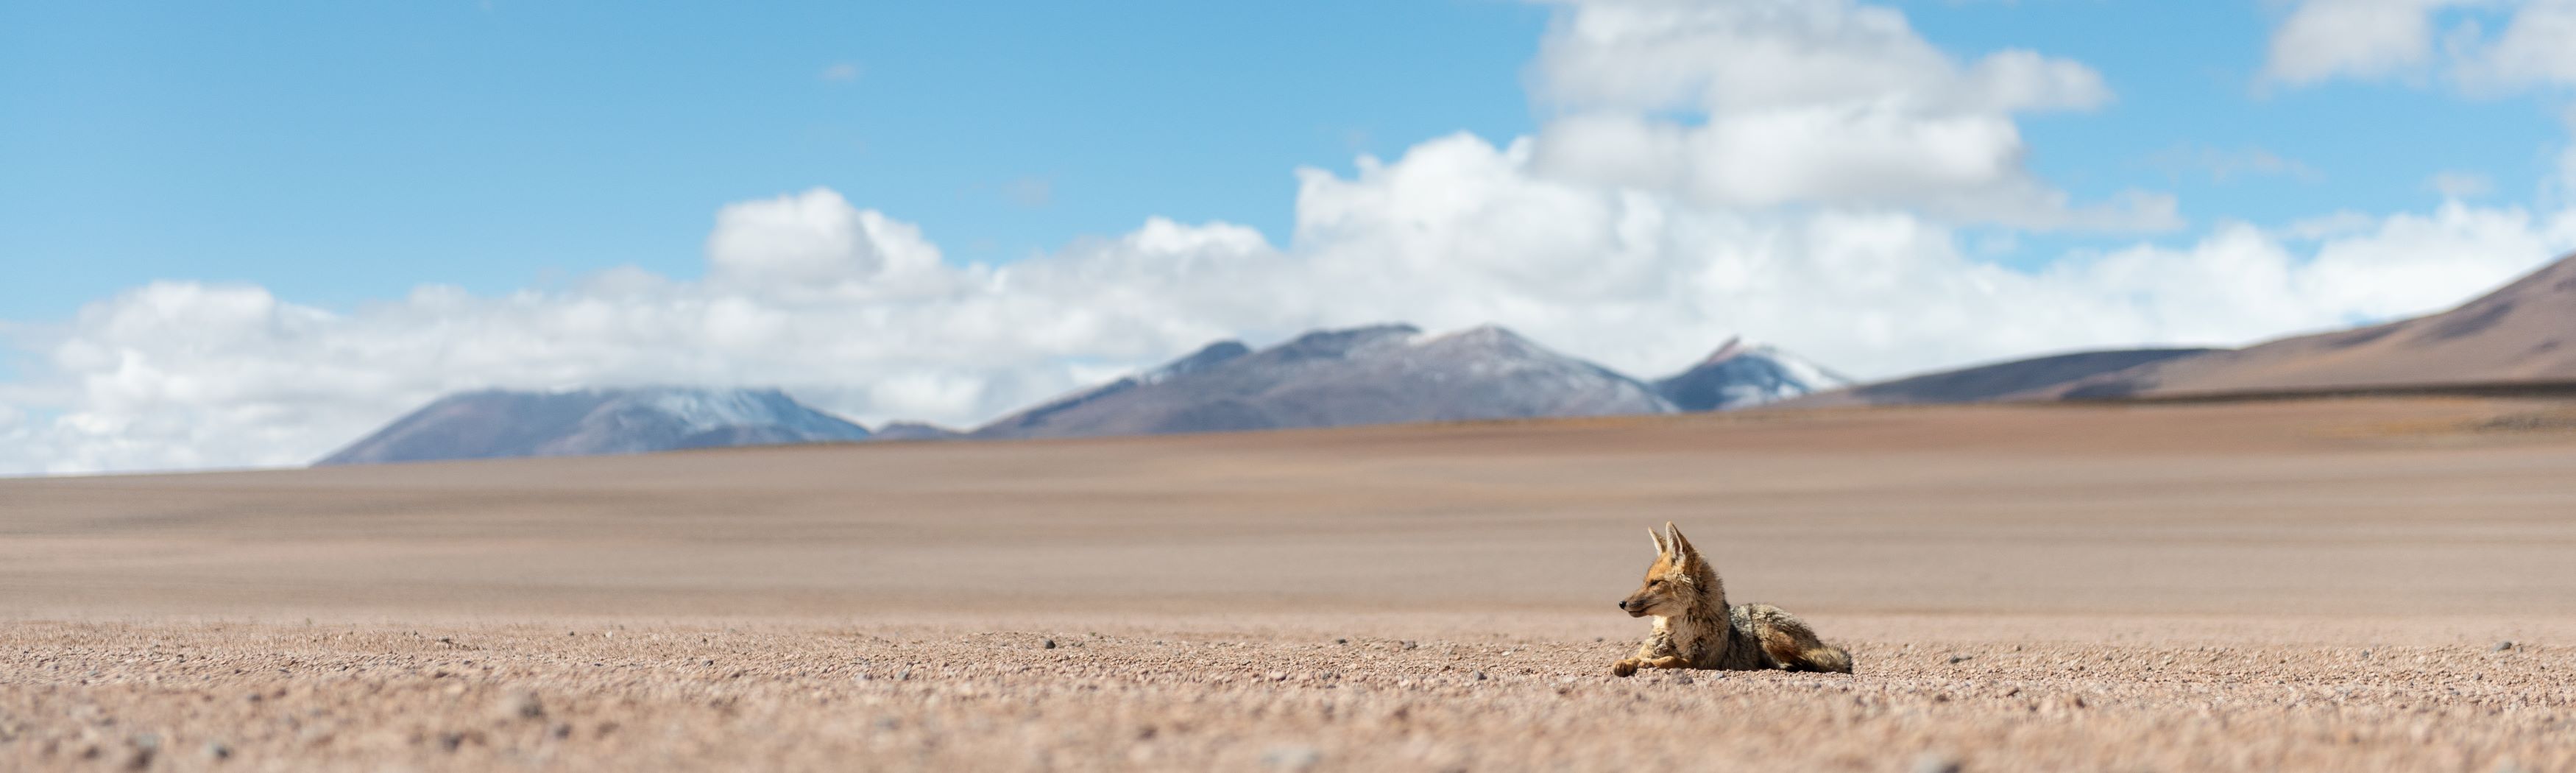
[1649, 580, 1663, 588]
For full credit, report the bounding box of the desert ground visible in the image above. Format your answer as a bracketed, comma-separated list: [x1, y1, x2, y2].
[7, 398, 2576, 772]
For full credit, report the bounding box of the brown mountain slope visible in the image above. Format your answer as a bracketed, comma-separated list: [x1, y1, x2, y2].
[1774, 347, 2215, 408]
[2040, 253, 2576, 399]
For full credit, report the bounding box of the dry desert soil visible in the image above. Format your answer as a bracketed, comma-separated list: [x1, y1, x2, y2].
[7, 398, 2576, 772]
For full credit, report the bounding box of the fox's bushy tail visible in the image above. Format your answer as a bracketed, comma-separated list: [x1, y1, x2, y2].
[1741, 602, 1856, 674]
[1794, 642, 1854, 674]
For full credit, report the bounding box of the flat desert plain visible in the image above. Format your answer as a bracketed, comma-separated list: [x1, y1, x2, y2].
[7, 398, 2576, 772]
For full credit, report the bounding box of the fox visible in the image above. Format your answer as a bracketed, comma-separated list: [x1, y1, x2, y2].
[1610, 521, 1853, 677]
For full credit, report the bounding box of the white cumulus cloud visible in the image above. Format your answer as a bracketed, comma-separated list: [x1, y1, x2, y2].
[2453, 1, 2576, 91]
[1524, 0, 2172, 230]
[2263, 0, 2463, 85]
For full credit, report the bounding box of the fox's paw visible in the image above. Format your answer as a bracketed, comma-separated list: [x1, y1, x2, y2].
[1610, 658, 1640, 677]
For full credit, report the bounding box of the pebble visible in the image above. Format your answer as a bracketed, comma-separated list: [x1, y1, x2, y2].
[1912, 752, 1963, 773]
[495, 690, 545, 721]
[1262, 745, 1323, 771]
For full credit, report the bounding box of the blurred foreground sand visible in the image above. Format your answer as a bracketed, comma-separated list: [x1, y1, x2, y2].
[6, 398, 2575, 771]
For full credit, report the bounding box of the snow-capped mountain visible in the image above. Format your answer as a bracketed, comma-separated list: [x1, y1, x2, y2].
[972, 323, 1673, 440]
[316, 386, 874, 465]
[1652, 337, 1855, 411]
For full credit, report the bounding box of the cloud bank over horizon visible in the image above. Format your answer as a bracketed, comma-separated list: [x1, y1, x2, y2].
[7, 0, 2576, 475]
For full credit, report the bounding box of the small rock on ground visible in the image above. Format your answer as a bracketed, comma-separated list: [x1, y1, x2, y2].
[1262, 745, 1323, 771]
[1913, 752, 1964, 773]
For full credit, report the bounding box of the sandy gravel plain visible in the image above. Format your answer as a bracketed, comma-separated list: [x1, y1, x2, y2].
[7, 398, 2576, 771]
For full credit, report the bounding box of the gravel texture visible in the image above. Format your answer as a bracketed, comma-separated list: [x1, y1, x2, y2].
[6, 620, 2573, 772]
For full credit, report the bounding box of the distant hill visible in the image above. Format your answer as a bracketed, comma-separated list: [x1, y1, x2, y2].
[2038, 253, 2576, 399]
[1779, 347, 2217, 408]
[1652, 337, 1853, 411]
[972, 324, 1674, 440]
[870, 421, 964, 441]
[317, 387, 872, 465]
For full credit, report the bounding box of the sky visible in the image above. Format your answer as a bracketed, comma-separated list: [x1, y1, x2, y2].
[7, 0, 2576, 475]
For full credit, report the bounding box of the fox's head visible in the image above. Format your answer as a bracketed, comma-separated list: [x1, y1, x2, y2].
[1617, 521, 1708, 618]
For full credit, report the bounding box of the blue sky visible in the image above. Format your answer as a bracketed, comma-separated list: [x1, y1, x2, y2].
[9, 0, 2576, 473]
[2, 1, 1551, 317]
[6, 0, 2563, 318]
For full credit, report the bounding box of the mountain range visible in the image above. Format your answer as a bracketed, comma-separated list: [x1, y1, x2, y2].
[315, 250, 2576, 465]
[319, 325, 1841, 464]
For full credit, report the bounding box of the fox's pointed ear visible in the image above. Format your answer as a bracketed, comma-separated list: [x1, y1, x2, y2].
[1666, 522, 1698, 558]
[1648, 528, 1669, 557]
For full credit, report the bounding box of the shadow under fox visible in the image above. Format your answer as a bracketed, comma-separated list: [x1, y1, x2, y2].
[1612, 522, 1853, 677]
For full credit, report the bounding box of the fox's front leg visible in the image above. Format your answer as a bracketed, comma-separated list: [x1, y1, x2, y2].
[1611, 654, 1688, 677]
